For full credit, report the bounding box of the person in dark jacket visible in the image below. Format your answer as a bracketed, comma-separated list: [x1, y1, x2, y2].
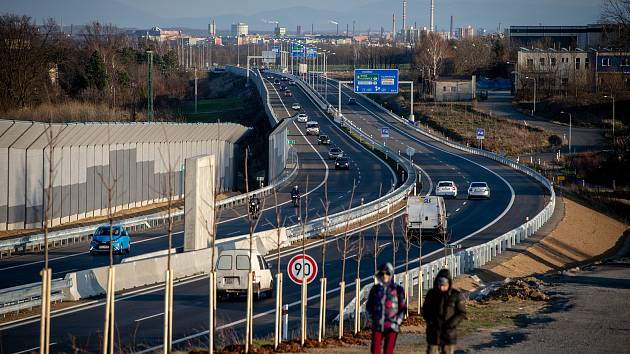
[366, 262, 407, 354]
[422, 268, 467, 354]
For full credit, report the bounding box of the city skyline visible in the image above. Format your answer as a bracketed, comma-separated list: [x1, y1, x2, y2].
[2, 0, 601, 32]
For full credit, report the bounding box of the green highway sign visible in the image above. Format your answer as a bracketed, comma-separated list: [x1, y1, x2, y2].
[288, 139, 296, 145]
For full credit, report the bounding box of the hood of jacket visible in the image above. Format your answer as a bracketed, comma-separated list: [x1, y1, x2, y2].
[433, 268, 452, 289]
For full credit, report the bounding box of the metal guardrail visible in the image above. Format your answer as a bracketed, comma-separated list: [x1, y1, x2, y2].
[0, 278, 71, 316]
[278, 73, 418, 242]
[329, 78, 557, 320]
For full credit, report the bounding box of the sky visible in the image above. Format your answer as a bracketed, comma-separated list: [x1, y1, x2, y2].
[1, 0, 602, 31]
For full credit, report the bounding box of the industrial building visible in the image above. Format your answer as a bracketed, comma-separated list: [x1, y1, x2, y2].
[508, 24, 610, 49]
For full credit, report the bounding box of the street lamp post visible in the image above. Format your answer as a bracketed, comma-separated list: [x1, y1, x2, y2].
[560, 111, 572, 153]
[525, 76, 536, 115]
[604, 94, 615, 143]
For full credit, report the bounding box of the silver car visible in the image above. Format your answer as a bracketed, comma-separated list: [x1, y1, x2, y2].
[467, 182, 490, 199]
[435, 180, 458, 199]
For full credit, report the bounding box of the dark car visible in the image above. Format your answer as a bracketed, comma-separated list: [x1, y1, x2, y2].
[347, 98, 357, 105]
[274, 79, 280, 85]
[280, 85, 287, 90]
[317, 134, 331, 145]
[284, 90, 293, 97]
[328, 147, 343, 160]
[335, 157, 350, 170]
[281, 77, 289, 81]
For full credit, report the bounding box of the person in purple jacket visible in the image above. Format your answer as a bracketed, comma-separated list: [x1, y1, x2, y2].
[366, 262, 407, 354]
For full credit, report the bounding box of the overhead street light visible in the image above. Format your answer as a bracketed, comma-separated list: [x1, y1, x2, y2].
[524, 76, 537, 115]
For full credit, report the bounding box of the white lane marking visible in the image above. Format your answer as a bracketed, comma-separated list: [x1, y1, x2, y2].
[52, 269, 77, 275]
[226, 230, 240, 236]
[379, 241, 391, 249]
[2, 209, 405, 331]
[0, 231, 185, 272]
[12, 343, 57, 354]
[134, 312, 163, 322]
[463, 201, 467, 205]
[332, 79, 516, 243]
[344, 254, 356, 260]
[455, 208, 461, 212]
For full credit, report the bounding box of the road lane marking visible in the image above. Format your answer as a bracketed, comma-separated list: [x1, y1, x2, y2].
[134, 312, 163, 322]
[13, 342, 57, 354]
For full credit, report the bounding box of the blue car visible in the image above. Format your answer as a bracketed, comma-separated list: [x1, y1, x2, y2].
[89, 225, 131, 255]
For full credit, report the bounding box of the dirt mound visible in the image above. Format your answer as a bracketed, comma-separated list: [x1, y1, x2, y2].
[486, 277, 550, 302]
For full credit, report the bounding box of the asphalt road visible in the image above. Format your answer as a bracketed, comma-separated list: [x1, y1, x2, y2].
[475, 91, 608, 153]
[0, 75, 550, 353]
[0, 72, 393, 289]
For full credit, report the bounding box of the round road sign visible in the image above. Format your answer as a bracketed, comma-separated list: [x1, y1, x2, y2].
[287, 254, 318, 285]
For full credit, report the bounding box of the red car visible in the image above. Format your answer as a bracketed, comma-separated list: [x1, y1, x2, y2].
[284, 90, 293, 97]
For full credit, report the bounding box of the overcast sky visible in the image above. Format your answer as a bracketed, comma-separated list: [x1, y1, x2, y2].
[2, 0, 602, 30]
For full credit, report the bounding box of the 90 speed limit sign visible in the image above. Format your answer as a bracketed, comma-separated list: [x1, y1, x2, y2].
[287, 254, 318, 285]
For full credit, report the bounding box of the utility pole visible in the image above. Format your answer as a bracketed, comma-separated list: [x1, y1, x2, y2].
[147, 50, 154, 121]
[194, 67, 198, 114]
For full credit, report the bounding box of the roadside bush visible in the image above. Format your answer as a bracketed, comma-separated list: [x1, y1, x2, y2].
[548, 135, 562, 146]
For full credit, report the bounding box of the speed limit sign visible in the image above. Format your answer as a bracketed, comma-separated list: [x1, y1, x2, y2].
[287, 254, 318, 285]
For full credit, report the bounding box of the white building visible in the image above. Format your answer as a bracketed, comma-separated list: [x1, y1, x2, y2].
[516, 48, 592, 94]
[433, 76, 476, 101]
[231, 23, 248, 37]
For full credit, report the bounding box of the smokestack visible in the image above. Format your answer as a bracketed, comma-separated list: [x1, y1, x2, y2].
[403, 0, 407, 33]
[337, 23, 339, 35]
[312, 23, 314, 35]
[450, 15, 453, 39]
[353, 20, 355, 36]
[430, 0, 435, 32]
[392, 13, 396, 42]
[346, 23, 349, 36]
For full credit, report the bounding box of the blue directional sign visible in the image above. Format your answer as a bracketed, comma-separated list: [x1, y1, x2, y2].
[290, 43, 304, 57]
[354, 69, 399, 93]
[272, 45, 280, 57]
[381, 127, 390, 138]
[306, 48, 317, 59]
[476, 128, 485, 140]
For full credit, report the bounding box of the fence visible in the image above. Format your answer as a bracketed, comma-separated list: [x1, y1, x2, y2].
[0, 121, 249, 231]
[328, 77, 556, 320]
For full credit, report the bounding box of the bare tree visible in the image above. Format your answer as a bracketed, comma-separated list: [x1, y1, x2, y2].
[273, 188, 286, 349]
[337, 180, 357, 339]
[371, 184, 384, 275]
[387, 219, 401, 269]
[353, 198, 366, 334]
[414, 32, 450, 79]
[452, 38, 494, 75]
[318, 181, 330, 342]
[0, 15, 58, 111]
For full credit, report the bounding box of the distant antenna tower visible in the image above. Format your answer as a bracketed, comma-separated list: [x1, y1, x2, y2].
[392, 13, 396, 42]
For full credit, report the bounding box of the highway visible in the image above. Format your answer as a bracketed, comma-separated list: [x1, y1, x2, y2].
[0, 73, 550, 353]
[0, 72, 394, 289]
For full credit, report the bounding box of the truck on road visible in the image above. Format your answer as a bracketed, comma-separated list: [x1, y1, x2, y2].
[405, 195, 448, 241]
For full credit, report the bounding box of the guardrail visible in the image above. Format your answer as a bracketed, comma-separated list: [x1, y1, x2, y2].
[328, 78, 557, 320]
[0, 278, 71, 316]
[274, 72, 418, 242]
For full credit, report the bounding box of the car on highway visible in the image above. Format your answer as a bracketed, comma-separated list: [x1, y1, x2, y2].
[266, 75, 274, 80]
[284, 90, 293, 97]
[292, 103, 301, 110]
[280, 85, 287, 90]
[317, 134, 331, 145]
[467, 182, 491, 199]
[328, 147, 343, 160]
[347, 98, 357, 105]
[306, 121, 320, 136]
[296, 113, 308, 123]
[274, 79, 280, 85]
[216, 249, 273, 299]
[289, 80, 296, 86]
[89, 225, 131, 255]
[335, 156, 350, 169]
[435, 180, 458, 199]
[281, 77, 289, 81]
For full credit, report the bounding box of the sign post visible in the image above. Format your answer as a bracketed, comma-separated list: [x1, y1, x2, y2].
[476, 128, 485, 150]
[381, 127, 390, 139]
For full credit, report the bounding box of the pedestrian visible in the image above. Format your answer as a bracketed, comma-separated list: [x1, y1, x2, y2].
[422, 268, 467, 354]
[366, 262, 407, 354]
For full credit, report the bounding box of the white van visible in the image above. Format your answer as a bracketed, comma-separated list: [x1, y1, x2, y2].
[405, 195, 448, 241]
[216, 249, 274, 299]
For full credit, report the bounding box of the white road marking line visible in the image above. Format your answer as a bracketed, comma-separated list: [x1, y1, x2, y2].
[379, 241, 391, 248]
[345, 254, 356, 260]
[13, 343, 57, 354]
[134, 312, 163, 322]
[226, 230, 240, 236]
[52, 269, 77, 275]
[455, 208, 461, 212]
